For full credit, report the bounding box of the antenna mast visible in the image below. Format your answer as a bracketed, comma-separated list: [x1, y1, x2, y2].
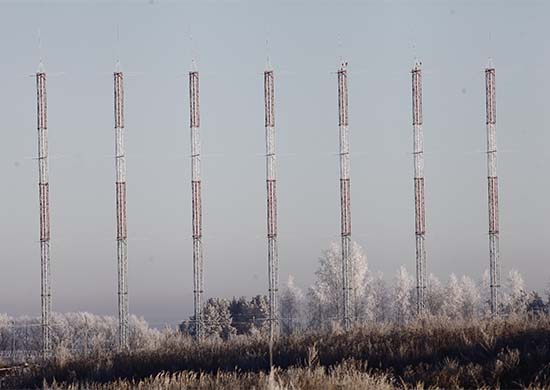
[485, 62, 500, 316]
[114, 65, 129, 349]
[412, 61, 427, 315]
[264, 65, 279, 338]
[189, 65, 204, 341]
[37, 65, 51, 357]
[337, 62, 352, 330]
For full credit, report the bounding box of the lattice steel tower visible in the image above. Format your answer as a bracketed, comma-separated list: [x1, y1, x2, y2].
[264, 65, 279, 338]
[485, 61, 500, 316]
[114, 63, 129, 349]
[36, 63, 51, 356]
[189, 64, 204, 341]
[337, 62, 352, 330]
[412, 61, 427, 315]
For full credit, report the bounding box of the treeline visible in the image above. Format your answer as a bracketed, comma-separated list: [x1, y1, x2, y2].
[2, 242, 549, 353]
[0, 313, 159, 357]
[180, 242, 550, 339]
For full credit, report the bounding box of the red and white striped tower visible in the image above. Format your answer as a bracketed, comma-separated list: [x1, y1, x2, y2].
[264, 64, 279, 338]
[36, 63, 51, 356]
[412, 61, 427, 315]
[337, 62, 352, 330]
[189, 63, 204, 341]
[114, 62, 129, 349]
[485, 61, 500, 316]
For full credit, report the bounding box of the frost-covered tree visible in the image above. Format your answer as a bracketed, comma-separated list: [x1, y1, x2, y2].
[308, 243, 341, 327]
[350, 243, 369, 321]
[0, 312, 160, 356]
[0, 314, 11, 351]
[0, 314, 40, 352]
[181, 296, 269, 337]
[184, 298, 236, 340]
[306, 285, 325, 330]
[391, 266, 414, 324]
[49, 312, 158, 353]
[227, 297, 250, 335]
[425, 273, 444, 317]
[228, 295, 270, 335]
[478, 269, 492, 316]
[181, 295, 272, 338]
[246, 295, 270, 335]
[53, 312, 117, 353]
[306, 242, 370, 329]
[460, 275, 480, 319]
[526, 292, 548, 315]
[364, 271, 389, 323]
[280, 275, 304, 336]
[442, 274, 463, 320]
[503, 270, 528, 315]
[439, 274, 480, 320]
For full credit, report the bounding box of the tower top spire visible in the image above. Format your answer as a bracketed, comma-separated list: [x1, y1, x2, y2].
[190, 57, 198, 72]
[265, 38, 273, 71]
[37, 28, 45, 73]
[339, 60, 348, 71]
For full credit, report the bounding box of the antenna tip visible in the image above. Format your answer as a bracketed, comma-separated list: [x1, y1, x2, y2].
[339, 60, 348, 71]
[413, 59, 422, 70]
[264, 37, 273, 71]
[190, 58, 197, 72]
[37, 60, 45, 73]
[486, 57, 494, 69]
[115, 59, 121, 72]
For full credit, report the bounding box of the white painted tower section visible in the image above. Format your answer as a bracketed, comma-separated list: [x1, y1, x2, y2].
[264, 67, 279, 338]
[412, 61, 427, 315]
[36, 68, 51, 356]
[337, 62, 352, 330]
[485, 63, 500, 316]
[114, 67, 129, 349]
[189, 67, 204, 341]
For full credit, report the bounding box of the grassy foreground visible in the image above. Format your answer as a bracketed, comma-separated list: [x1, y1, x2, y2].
[44, 365, 394, 390]
[3, 315, 550, 389]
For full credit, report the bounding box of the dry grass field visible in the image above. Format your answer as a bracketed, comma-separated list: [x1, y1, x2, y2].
[2, 315, 550, 389]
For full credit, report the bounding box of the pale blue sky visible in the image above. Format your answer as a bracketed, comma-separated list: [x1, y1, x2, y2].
[0, 0, 548, 326]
